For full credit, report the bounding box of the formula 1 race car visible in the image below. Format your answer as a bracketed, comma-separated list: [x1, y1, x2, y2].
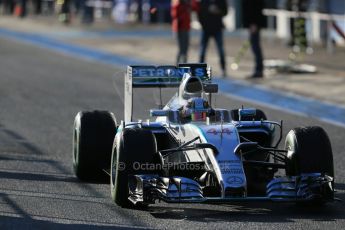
[72, 63, 335, 208]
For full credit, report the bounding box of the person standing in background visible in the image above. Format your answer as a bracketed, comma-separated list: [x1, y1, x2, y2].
[18, 0, 27, 17]
[81, 0, 94, 24]
[171, 0, 198, 64]
[3, 0, 15, 15]
[32, 0, 42, 14]
[60, 0, 71, 24]
[242, 0, 265, 78]
[198, 0, 228, 77]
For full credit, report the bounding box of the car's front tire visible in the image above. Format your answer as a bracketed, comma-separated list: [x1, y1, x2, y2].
[285, 126, 334, 204]
[73, 111, 117, 182]
[111, 128, 158, 208]
[285, 126, 334, 177]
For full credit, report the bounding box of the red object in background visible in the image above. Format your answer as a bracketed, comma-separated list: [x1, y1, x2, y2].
[14, 4, 22, 17]
[150, 7, 157, 14]
[171, 0, 199, 32]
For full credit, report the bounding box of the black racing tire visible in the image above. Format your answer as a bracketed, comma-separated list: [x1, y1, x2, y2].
[285, 126, 334, 204]
[73, 111, 117, 182]
[111, 128, 158, 208]
[230, 109, 267, 121]
[285, 126, 334, 177]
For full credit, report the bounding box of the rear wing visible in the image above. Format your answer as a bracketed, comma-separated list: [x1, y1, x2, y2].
[127, 64, 210, 88]
[124, 64, 211, 122]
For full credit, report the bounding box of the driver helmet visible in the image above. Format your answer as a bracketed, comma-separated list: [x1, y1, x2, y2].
[182, 97, 210, 122]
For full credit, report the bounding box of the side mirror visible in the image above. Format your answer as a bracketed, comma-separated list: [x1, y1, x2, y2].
[239, 108, 256, 121]
[150, 109, 169, 117]
[203, 83, 218, 93]
[234, 142, 258, 155]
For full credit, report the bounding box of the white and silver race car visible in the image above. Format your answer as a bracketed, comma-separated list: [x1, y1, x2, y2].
[72, 63, 334, 208]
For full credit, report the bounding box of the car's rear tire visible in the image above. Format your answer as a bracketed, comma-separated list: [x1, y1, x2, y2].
[230, 109, 267, 121]
[285, 126, 334, 204]
[73, 111, 117, 182]
[111, 128, 158, 208]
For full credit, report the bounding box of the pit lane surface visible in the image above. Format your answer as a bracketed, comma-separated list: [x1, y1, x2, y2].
[0, 38, 344, 229]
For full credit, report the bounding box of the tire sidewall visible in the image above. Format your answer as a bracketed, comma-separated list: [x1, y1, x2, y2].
[73, 111, 117, 181]
[110, 128, 157, 207]
[285, 126, 334, 177]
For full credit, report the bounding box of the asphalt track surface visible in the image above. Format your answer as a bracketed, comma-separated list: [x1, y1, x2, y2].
[0, 38, 344, 229]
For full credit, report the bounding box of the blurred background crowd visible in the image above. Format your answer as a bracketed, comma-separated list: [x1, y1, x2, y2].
[0, 1, 343, 42]
[0, 0, 343, 48]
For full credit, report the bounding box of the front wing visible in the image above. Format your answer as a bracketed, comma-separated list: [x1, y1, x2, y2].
[128, 173, 334, 204]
